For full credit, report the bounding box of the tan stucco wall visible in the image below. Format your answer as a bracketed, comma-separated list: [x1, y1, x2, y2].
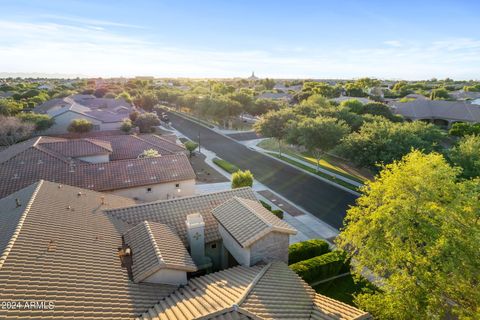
[108, 179, 195, 202]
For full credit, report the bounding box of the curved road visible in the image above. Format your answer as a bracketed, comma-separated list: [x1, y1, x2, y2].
[167, 112, 357, 229]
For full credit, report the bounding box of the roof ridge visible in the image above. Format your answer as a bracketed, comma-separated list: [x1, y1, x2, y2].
[0, 180, 44, 270]
[143, 221, 166, 266]
[34, 144, 71, 163]
[134, 134, 184, 153]
[234, 197, 275, 229]
[105, 187, 253, 214]
[236, 263, 271, 307]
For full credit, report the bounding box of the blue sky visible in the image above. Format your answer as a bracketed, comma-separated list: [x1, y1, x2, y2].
[1, 0, 479, 79]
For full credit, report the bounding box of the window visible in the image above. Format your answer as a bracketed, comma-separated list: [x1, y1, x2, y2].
[175, 183, 180, 188]
[211, 243, 217, 249]
[146, 187, 152, 193]
[92, 125, 100, 131]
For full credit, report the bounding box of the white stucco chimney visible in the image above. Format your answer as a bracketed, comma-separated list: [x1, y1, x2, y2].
[185, 213, 205, 265]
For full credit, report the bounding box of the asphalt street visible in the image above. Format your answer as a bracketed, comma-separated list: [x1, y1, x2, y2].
[167, 111, 358, 229]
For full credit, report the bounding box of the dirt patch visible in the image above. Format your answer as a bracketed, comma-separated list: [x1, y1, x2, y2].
[189, 152, 229, 183]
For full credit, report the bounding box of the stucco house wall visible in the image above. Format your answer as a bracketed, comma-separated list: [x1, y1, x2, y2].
[108, 179, 195, 202]
[218, 225, 250, 266]
[249, 231, 289, 265]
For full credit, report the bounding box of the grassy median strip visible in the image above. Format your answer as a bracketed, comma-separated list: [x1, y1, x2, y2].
[267, 153, 360, 192]
[213, 157, 239, 174]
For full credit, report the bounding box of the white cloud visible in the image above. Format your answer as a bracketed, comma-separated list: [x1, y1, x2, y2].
[384, 40, 402, 47]
[0, 19, 479, 79]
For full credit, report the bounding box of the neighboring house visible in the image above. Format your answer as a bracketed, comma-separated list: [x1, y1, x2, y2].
[34, 94, 136, 134]
[37, 84, 53, 90]
[0, 135, 195, 201]
[0, 181, 371, 319]
[449, 90, 480, 101]
[391, 99, 480, 127]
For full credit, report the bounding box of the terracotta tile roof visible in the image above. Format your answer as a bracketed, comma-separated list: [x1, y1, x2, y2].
[212, 197, 297, 248]
[0, 181, 176, 319]
[241, 261, 316, 319]
[74, 155, 196, 191]
[40, 138, 113, 157]
[0, 137, 195, 198]
[199, 307, 260, 320]
[98, 134, 186, 160]
[139, 264, 266, 319]
[124, 221, 197, 282]
[34, 95, 135, 123]
[140, 262, 371, 320]
[311, 294, 371, 320]
[106, 188, 258, 245]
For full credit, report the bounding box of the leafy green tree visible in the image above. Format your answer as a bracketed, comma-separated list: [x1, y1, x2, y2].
[254, 108, 296, 156]
[344, 82, 367, 97]
[262, 78, 276, 90]
[140, 148, 159, 158]
[288, 116, 350, 171]
[338, 120, 443, 170]
[449, 122, 480, 137]
[249, 98, 285, 116]
[0, 98, 24, 116]
[133, 92, 158, 111]
[120, 119, 133, 133]
[448, 134, 480, 179]
[231, 169, 254, 189]
[340, 99, 364, 113]
[134, 112, 160, 133]
[116, 91, 133, 103]
[129, 111, 140, 122]
[184, 140, 198, 158]
[94, 87, 108, 98]
[430, 87, 450, 100]
[16, 113, 54, 131]
[67, 119, 93, 133]
[337, 151, 480, 320]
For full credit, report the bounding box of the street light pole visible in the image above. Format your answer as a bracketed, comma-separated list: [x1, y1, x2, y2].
[198, 131, 201, 154]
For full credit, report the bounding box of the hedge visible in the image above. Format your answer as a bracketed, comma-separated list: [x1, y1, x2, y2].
[212, 158, 239, 174]
[288, 239, 331, 265]
[271, 209, 283, 219]
[290, 250, 349, 284]
[260, 200, 272, 211]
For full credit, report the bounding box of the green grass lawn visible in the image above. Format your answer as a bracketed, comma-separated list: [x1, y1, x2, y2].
[314, 274, 377, 306]
[258, 138, 372, 183]
[267, 152, 360, 192]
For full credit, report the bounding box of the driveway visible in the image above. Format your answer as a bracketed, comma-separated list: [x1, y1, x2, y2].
[167, 111, 358, 229]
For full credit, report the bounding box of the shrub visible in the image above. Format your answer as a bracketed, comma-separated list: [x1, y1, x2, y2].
[17, 113, 54, 131]
[231, 169, 254, 189]
[120, 119, 133, 133]
[271, 209, 284, 219]
[260, 200, 272, 211]
[134, 112, 160, 133]
[213, 158, 239, 174]
[184, 140, 198, 158]
[290, 250, 348, 284]
[67, 119, 93, 133]
[288, 239, 331, 265]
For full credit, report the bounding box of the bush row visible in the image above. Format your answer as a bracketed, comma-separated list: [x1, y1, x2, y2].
[260, 200, 284, 219]
[289, 250, 349, 284]
[288, 239, 330, 265]
[212, 158, 239, 174]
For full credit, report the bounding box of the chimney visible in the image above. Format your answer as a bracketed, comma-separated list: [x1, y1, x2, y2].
[185, 213, 205, 266]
